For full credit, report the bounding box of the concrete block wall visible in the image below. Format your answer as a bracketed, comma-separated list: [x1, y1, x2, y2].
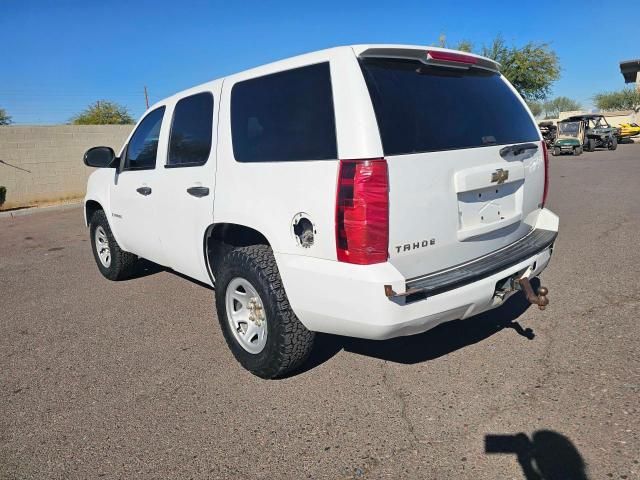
[0, 125, 132, 209]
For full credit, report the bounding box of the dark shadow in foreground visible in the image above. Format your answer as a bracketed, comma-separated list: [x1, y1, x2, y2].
[485, 430, 588, 480]
[299, 278, 540, 375]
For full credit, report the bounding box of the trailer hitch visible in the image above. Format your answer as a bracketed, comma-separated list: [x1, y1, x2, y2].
[516, 276, 549, 310]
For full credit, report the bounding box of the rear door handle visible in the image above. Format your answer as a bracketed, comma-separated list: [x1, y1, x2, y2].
[187, 186, 210, 198]
[136, 186, 152, 196]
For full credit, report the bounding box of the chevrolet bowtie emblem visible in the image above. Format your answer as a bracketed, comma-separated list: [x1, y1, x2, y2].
[491, 168, 509, 184]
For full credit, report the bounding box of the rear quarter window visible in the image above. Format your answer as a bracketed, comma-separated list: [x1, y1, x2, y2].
[230, 62, 337, 162]
[360, 58, 540, 155]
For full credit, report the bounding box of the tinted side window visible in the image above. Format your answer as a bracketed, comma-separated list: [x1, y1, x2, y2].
[360, 59, 540, 155]
[231, 62, 337, 162]
[167, 92, 214, 167]
[125, 107, 165, 170]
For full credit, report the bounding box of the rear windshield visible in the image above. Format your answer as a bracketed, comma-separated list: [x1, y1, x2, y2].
[360, 58, 540, 156]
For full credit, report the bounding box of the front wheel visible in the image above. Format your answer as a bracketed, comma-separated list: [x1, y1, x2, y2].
[89, 210, 137, 280]
[553, 147, 561, 156]
[608, 136, 618, 150]
[215, 245, 315, 379]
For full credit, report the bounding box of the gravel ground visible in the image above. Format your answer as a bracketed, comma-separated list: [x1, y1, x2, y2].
[1, 144, 639, 479]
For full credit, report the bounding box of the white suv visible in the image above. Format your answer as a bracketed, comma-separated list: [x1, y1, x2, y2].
[83, 45, 559, 378]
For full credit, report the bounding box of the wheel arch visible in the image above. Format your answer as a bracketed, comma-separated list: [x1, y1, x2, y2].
[84, 199, 103, 227]
[202, 222, 272, 283]
[84, 197, 127, 252]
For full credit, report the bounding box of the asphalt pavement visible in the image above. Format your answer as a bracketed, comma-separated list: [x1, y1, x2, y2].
[1, 144, 639, 479]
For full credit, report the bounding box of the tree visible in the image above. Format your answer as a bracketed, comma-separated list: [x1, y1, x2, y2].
[541, 97, 582, 119]
[433, 35, 560, 102]
[455, 40, 473, 53]
[0, 107, 11, 125]
[71, 100, 134, 125]
[480, 37, 560, 102]
[527, 101, 544, 118]
[593, 88, 640, 113]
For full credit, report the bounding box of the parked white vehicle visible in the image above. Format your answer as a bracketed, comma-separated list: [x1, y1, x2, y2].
[84, 45, 559, 378]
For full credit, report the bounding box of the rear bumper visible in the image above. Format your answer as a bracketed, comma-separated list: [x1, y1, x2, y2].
[276, 208, 558, 340]
[397, 228, 557, 299]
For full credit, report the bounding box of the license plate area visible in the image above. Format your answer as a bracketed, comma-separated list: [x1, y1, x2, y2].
[456, 180, 523, 239]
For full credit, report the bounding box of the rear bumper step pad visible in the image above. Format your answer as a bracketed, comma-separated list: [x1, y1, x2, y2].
[388, 229, 558, 299]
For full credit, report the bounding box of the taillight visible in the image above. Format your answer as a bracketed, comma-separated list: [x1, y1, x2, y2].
[335, 158, 389, 265]
[542, 141, 549, 207]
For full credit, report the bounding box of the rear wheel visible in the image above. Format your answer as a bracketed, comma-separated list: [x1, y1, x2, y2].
[89, 210, 137, 280]
[608, 136, 618, 150]
[215, 245, 315, 379]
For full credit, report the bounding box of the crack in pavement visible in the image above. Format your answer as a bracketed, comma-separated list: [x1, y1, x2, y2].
[600, 292, 640, 308]
[596, 217, 632, 241]
[380, 360, 418, 442]
[340, 362, 421, 479]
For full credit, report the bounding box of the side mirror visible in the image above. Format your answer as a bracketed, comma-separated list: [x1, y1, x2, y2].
[84, 146, 116, 168]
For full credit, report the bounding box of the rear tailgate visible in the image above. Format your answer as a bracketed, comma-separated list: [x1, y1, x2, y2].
[358, 49, 544, 279]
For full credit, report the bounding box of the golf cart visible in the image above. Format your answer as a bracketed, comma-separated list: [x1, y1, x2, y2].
[552, 121, 583, 156]
[563, 114, 620, 151]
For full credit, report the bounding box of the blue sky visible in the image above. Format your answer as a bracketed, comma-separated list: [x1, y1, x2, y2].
[1, 0, 636, 124]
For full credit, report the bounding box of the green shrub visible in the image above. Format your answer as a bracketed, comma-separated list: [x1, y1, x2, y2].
[0, 186, 6, 207]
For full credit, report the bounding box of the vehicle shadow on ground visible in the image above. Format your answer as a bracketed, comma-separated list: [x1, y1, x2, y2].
[299, 279, 540, 375]
[127, 258, 540, 374]
[128, 259, 214, 290]
[127, 259, 165, 279]
[485, 430, 589, 479]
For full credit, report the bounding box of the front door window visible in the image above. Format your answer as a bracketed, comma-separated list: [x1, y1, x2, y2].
[124, 107, 165, 170]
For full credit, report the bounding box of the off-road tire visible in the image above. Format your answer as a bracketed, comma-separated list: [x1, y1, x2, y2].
[89, 209, 137, 281]
[586, 138, 596, 152]
[608, 136, 618, 151]
[553, 147, 560, 156]
[215, 245, 315, 379]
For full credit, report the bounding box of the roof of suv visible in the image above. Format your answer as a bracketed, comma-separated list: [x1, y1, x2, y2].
[149, 45, 500, 112]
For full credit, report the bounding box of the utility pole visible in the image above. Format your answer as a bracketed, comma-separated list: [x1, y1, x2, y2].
[144, 86, 149, 110]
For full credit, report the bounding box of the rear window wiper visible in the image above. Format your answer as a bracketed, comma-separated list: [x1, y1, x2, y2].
[499, 143, 538, 158]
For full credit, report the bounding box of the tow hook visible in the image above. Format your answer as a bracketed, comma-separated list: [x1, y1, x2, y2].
[517, 277, 549, 310]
